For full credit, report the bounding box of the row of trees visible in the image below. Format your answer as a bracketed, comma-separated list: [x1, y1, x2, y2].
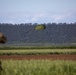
[0, 22, 76, 26]
[0, 23, 76, 45]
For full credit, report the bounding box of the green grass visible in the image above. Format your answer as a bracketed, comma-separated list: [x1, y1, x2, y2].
[0, 49, 76, 55]
[0, 46, 76, 50]
[0, 60, 76, 75]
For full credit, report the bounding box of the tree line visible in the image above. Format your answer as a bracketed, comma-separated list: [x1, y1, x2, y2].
[0, 23, 76, 45]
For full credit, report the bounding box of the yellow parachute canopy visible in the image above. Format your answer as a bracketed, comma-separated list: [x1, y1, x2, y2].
[35, 24, 46, 30]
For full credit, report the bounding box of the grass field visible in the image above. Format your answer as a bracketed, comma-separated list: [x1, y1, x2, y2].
[0, 47, 76, 75]
[0, 49, 76, 55]
[0, 60, 76, 75]
[0, 46, 76, 50]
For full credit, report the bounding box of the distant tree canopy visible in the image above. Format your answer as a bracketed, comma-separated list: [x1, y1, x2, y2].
[0, 22, 76, 45]
[35, 24, 46, 30]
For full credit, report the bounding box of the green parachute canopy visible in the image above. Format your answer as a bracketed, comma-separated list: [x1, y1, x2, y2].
[35, 24, 46, 30]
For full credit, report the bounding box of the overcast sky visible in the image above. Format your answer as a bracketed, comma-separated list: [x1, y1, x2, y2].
[0, 0, 76, 24]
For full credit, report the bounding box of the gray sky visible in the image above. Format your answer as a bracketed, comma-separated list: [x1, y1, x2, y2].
[0, 0, 76, 24]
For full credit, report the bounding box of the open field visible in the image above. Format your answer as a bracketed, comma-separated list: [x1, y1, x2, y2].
[0, 46, 76, 50]
[0, 49, 76, 60]
[0, 47, 76, 75]
[0, 60, 76, 75]
[0, 54, 76, 60]
[0, 49, 76, 55]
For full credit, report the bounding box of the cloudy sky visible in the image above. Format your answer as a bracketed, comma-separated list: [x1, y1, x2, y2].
[0, 0, 76, 24]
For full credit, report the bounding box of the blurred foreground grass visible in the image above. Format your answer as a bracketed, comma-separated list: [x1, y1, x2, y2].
[0, 60, 76, 75]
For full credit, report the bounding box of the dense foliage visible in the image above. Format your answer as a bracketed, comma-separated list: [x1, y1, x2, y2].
[0, 23, 76, 45]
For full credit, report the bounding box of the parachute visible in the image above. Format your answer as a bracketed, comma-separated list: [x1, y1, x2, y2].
[35, 24, 46, 30]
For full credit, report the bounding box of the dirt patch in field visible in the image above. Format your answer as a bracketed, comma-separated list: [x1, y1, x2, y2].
[0, 54, 76, 60]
